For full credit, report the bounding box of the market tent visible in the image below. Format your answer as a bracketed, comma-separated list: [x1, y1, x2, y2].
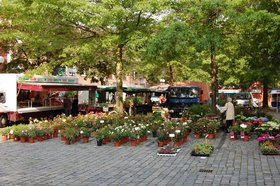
[17, 82, 97, 92]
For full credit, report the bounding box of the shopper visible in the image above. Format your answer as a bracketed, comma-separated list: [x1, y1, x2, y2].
[221, 97, 235, 133]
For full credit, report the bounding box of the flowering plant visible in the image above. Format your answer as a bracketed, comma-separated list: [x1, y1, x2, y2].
[239, 123, 252, 134]
[190, 117, 206, 134]
[260, 141, 279, 154]
[157, 127, 170, 142]
[174, 129, 184, 142]
[229, 125, 240, 134]
[0, 127, 11, 136]
[109, 126, 129, 142]
[28, 127, 37, 138]
[205, 119, 219, 134]
[255, 121, 280, 135]
[80, 127, 91, 138]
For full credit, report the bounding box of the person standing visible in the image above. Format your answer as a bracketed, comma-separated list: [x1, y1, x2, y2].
[221, 97, 235, 133]
[159, 94, 165, 104]
[71, 95, 79, 117]
[63, 95, 72, 116]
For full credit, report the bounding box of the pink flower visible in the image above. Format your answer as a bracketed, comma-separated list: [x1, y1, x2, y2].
[275, 134, 280, 138]
[257, 137, 266, 142]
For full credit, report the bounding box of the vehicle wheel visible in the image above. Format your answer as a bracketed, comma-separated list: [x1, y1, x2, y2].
[0, 115, 8, 128]
[108, 111, 128, 116]
[108, 111, 118, 116]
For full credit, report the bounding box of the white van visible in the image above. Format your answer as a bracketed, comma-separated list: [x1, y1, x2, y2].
[235, 92, 259, 108]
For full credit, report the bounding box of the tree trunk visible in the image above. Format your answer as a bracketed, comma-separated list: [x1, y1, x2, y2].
[116, 45, 124, 115]
[262, 80, 268, 108]
[168, 64, 174, 84]
[210, 44, 218, 112]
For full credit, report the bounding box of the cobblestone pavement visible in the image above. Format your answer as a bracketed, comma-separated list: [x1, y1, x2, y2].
[0, 132, 279, 186]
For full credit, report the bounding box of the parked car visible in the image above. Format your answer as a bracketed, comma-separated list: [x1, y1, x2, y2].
[235, 92, 259, 108]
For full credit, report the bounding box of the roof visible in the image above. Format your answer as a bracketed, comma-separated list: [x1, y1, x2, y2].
[97, 85, 151, 93]
[271, 88, 280, 94]
[17, 82, 97, 92]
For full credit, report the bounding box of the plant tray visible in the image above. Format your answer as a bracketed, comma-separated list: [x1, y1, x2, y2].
[157, 152, 177, 157]
[261, 152, 279, 155]
[190, 150, 211, 157]
[157, 148, 181, 157]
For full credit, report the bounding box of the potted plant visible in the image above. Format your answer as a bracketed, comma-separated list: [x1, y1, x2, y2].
[240, 124, 252, 141]
[0, 127, 11, 141]
[80, 127, 91, 143]
[205, 119, 219, 139]
[28, 127, 37, 143]
[173, 129, 185, 146]
[95, 129, 104, 146]
[128, 129, 139, 146]
[14, 124, 29, 143]
[260, 141, 279, 155]
[65, 127, 77, 144]
[109, 126, 129, 147]
[229, 125, 240, 140]
[191, 142, 214, 156]
[191, 118, 206, 138]
[151, 114, 164, 137]
[157, 128, 170, 147]
[19, 129, 29, 143]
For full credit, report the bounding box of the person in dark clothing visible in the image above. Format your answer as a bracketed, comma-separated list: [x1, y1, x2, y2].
[71, 95, 79, 117]
[63, 95, 72, 116]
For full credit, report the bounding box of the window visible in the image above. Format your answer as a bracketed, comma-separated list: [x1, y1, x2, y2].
[0, 92, 6, 103]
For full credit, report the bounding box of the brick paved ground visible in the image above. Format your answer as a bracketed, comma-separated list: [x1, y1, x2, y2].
[0, 132, 279, 186]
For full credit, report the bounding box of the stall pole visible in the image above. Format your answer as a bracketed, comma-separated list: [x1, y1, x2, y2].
[277, 94, 279, 113]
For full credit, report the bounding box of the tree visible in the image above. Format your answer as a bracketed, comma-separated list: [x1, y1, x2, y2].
[236, 0, 280, 107]
[0, 0, 169, 115]
[174, 0, 235, 111]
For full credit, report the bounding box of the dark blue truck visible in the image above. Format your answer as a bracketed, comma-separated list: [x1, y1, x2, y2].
[165, 86, 200, 117]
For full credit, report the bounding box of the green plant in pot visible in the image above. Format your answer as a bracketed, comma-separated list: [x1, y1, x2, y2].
[240, 124, 252, 135]
[95, 129, 104, 146]
[157, 128, 169, 142]
[205, 119, 219, 135]
[65, 127, 77, 144]
[151, 114, 164, 137]
[80, 127, 91, 138]
[28, 127, 37, 139]
[229, 125, 240, 134]
[0, 127, 11, 137]
[260, 141, 278, 155]
[191, 118, 206, 136]
[192, 142, 214, 156]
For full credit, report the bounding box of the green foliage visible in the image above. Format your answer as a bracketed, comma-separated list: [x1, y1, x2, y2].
[205, 119, 220, 134]
[28, 128, 37, 138]
[190, 118, 207, 134]
[193, 142, 214, 155]
[80, 127, 91, 138]
[187, 104, 211, 116]
[260, 141, 278, 154]
[229, 125, 240, 134]
[0, 127, 11, 136]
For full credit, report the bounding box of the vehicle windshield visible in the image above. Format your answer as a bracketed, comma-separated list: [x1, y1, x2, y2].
[168, 87, 198, 98]
[236, 93, 251, 100]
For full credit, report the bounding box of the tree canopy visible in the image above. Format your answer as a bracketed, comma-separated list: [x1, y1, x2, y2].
[0, 0, 280, 112]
